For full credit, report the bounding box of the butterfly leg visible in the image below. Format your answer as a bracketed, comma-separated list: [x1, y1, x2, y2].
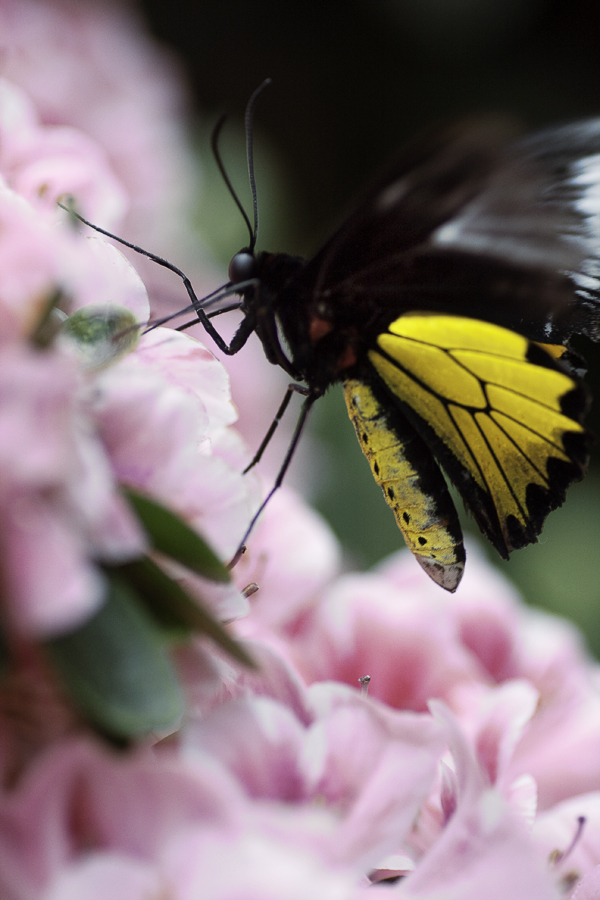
[243, 383, 311, 474]
[234, 392, 318, 556]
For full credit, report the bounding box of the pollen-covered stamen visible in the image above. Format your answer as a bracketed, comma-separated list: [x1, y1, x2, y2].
[227, 545, 247, 570]
[358, 675, 371, 696]
[549, 815, 586, 867]
[558, 871, 583, 894]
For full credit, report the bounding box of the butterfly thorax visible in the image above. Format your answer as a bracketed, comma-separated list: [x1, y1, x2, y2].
[250, 250, 395, 393]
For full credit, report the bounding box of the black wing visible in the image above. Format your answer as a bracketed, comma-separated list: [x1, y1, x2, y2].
[295, 119, 600, 346]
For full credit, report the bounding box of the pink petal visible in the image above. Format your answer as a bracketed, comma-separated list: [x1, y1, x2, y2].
[307, 697, 447, 868]
[398, 790, 557, 900]
[133, 329, 238, 434]
[184, 696, 306, 802]
[176, 638, 312, 725]
[233, 487, 341, 635]
[162, 826, 370, 900]
[2, 489, 104, 635]
[289, 571, 479, 711]
[44, 854, 158, 900]
[0, 737, 245, 898]
[0, 181, 61, 338]
[473, 680, 539, 787]
[0, 346, 77, 486]
[93, 359, 206, 489]
[572, 866, 600, 900]
[63, 236, 149, 322]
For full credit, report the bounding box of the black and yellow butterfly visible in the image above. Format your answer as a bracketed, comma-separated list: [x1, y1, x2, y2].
[72, 113, 600, 592]
[218, 117, 598, 591]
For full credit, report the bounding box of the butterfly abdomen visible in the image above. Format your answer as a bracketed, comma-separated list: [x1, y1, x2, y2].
[343, 375, 466, 591]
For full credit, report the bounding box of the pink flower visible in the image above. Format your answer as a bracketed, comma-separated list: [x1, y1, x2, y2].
[0, 160, 153, 638]
[0, 339, 145, 637]
[238, 545, 600, 814]
[0, 212, 176, 642]
[0, 737, 245, 900]
[275, 565, 481, 711]
[0, 77, 126, 225]
[183, 682, 447, 871]
[91, 326, 259, 620]
[0, 0, 193, 244]
[0, 52, 256, 636]
[392, 702, 558, 900]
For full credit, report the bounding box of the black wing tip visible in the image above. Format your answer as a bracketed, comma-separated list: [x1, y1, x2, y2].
[560, 381, 592, 425]
[500, 440, 590, 554]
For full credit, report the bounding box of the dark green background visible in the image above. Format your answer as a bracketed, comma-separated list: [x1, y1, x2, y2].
[139, 0, 600, 655]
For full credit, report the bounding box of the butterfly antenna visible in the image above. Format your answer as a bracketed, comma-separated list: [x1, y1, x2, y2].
[56, 200, 258, 355]
[244, 78, 271, 251]
[211, 114, 255, 250]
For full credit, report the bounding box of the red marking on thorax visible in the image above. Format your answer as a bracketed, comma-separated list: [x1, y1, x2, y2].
[308, 316, 333, 342]
[335, 346, 357, 372]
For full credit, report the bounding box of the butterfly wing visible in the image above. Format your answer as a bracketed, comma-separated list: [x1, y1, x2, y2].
[367, 313, 589, 560]
[515, 118, 600, 341]
[291, 119, 600, 351]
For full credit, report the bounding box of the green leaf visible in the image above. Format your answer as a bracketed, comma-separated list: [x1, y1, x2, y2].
[46, 573, 184, 739]
[116, 557, 256, 669]
[124, 488, 231, 583]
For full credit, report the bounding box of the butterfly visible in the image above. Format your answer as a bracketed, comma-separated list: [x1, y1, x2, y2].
[68, 110, 600, 592]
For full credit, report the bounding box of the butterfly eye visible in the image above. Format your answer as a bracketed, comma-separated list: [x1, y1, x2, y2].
[229, 251, 257, 284]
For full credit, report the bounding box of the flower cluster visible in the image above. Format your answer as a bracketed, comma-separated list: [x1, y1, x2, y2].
[0, 0, 257, 771]
[0, 3, 598, 900]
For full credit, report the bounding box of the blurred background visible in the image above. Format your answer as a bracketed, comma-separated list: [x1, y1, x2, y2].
[138, 0, 600, 655]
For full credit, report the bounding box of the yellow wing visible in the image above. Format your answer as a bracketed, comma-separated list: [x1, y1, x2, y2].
[344, 377, 465, 591]
[367, 313, 589, 558]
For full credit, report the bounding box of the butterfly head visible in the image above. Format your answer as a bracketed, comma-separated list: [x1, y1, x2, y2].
[229, 250, 257, 285]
